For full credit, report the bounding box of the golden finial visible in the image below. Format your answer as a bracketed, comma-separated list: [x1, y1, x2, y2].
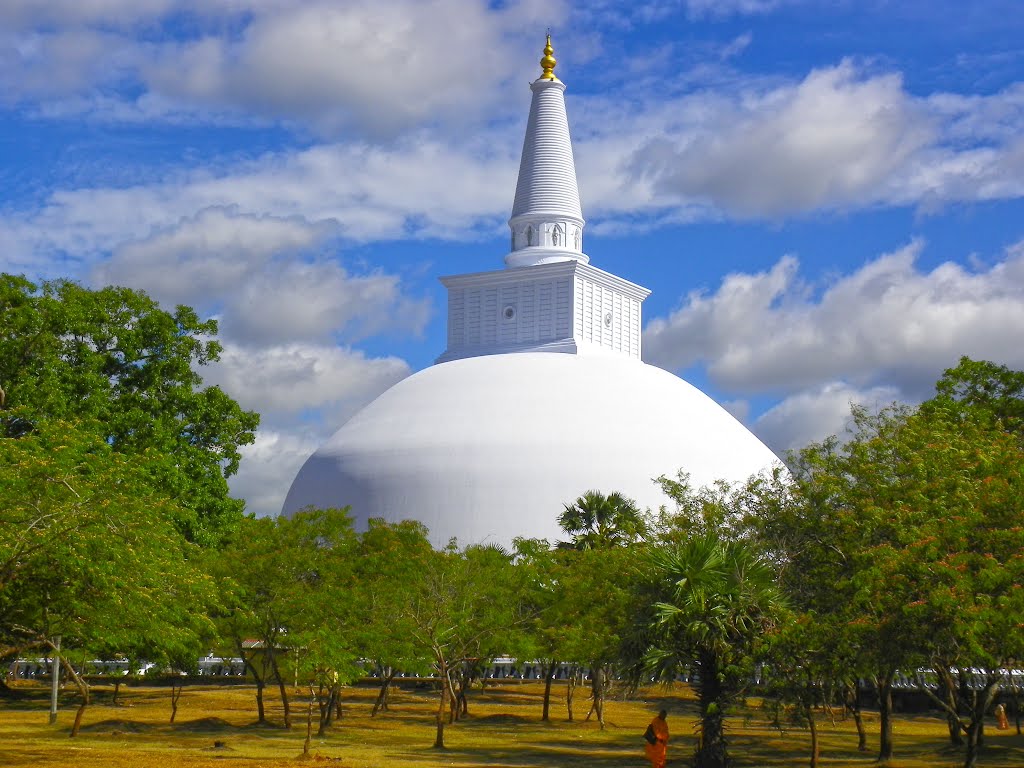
[539, 33, 558, 80]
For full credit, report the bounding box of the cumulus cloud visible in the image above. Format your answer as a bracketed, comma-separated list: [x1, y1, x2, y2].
[143, 1, 535, 136]
[631, 61, 934, 217]
[93, 207, 430, 346]
[95, 207, 333, 305]
[203, 341, 412, 517]
[0, 0, 557, 136]
[4, 138, 517, 274]
[644, 238, 1024, 399]
[3, 57, 1023, 271]
[752, 382, 902, 454]
[229, 428, 326, 519]
[204, 342, 409, 422]
[223, 261, 430, 346]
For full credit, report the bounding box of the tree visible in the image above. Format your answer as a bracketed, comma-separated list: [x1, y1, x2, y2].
[0, 415, 215, 734]
[402, 543, 528, 749]
[353, 519, 435, 717]
[555, 490, 648, 725]
[0, 274, 259, 545]
[773, 401, 1024, 768]
[924, 356, 1024, 433]
[207, 509, 358, 729]
[558, 490, 646, 550]
[626, 532, 785, 768]
[512, 537, 566, 722]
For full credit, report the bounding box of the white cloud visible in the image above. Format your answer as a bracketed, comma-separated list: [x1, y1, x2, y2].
[0, 29, 131, 99]
[142, 1, 530, 136]
[0, 0, 178, 28]
[94, 207, 333, 305]
[204, 339, 411, 517]
[92, 207, 430, 346]
[223, 260, 430, 346]
[2, 56, 1022, 273]
[631, 61, 935, 216]
[203, 342, 409, 420]
[644, 238, 1024, 399]
[229, 428, 324, 519]
[0, 0, 560, 136]
[752, 382, 901, 454]
[3, 137, 518, 274]
[719, 32, 753, 61]
[684, 0, 789, 18]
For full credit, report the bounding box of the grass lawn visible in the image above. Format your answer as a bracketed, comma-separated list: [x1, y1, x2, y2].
[2, 679, 1023, 767]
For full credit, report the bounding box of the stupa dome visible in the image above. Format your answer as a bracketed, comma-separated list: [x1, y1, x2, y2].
[282, 37, 780, 546]
[283, 353, 778, 546]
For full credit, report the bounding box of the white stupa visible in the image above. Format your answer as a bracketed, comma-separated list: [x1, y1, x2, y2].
[283, 37, 779, 546]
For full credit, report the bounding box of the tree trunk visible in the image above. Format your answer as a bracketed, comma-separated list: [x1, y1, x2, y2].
[170, 682, 183, 724]
[447, 665, 463, 723]
[304, 686, 315, 757]
[269, 650, 291, 729]
[542, 661, 555, 722]
[964, 717, 983, 768]
[57, 654, 90, 738]
[1014, 686, 1023, 735]
[695, 651, 728, 768]
[566, 666, 578, 722]
[875, 675, 895, 764]
[450, 661, 472, 722]
[844, 681, 867, 752]
[937, 667, 965, 747]
[588, 666, 606, 729]
[961, 678, 1000, 768]
[317, 683, 338, 736]
[807, 702, 819, 768]
[240, 649, 267, 724]
[433, 657, 449, 749]
[372, 667, 395, 716]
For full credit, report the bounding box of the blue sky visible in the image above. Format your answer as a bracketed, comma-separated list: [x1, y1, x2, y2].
[3, 0, 1023, 516]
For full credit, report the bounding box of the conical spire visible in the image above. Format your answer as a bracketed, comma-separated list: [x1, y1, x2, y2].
[505, 35, 587, 268]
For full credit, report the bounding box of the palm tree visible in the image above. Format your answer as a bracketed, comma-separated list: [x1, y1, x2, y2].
[558, 490, 645, 550]
[626, 533, 785, 768]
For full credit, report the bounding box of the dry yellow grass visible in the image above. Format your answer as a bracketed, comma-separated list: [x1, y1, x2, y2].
[2, 680, 1023, 767]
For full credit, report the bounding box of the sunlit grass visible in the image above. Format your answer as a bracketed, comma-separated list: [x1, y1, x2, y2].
[2, 680, 1023, 767]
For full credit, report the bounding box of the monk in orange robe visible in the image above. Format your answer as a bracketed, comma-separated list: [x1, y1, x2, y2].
[645, 709, 669, 768]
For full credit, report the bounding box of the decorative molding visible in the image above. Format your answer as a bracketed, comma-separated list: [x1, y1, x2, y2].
[438, 260, 650, 363]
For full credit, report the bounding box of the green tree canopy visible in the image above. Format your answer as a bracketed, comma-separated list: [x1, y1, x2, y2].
[558, 490, 646, 550]
[626, 532, 785, 768]
[206, 508, 359, 729]
[768, 400, 1024, 768]
[924, 356, 1024, 433]
[0, 416, 216, 733]
[402, 543, 529, 749]
[0, 274, 259, 545]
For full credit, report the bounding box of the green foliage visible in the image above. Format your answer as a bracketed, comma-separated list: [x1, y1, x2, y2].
[763, 396, 1024, 765]
[0, 274, 259, 545]
[558, 490, 646, 550]
[0, 415, 216, 668]
[925, 356, 1024, 433]
[626, 530, 785, 768]
[400, 542, 530, 747]
[205, 508, 360, 728]
[354, 518, 435, 678]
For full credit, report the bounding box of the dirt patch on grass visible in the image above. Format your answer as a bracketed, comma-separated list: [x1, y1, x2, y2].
[81, 718, 154, 734]
[471, 713, 535, 724]
[176, 717, 237, 732]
